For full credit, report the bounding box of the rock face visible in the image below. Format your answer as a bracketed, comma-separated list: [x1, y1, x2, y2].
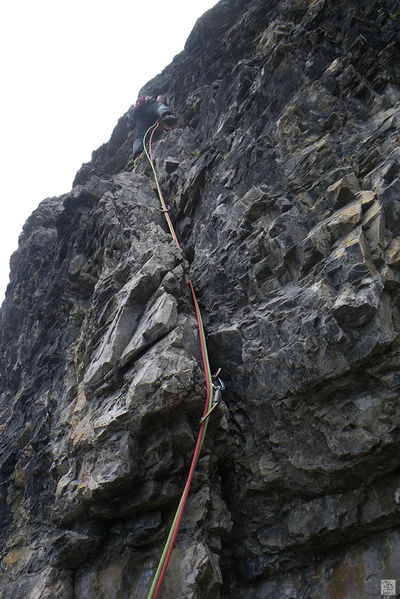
[1, 0, 400, 597]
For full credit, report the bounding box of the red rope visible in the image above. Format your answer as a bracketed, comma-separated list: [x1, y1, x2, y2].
[189, 280, 212, 421]
[145, 123, 213, 598]
[153, 433, 207, 596]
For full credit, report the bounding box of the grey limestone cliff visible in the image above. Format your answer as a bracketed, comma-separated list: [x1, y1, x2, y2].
[1, 0, 400, 597]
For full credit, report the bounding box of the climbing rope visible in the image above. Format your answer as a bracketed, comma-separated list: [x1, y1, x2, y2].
[144, 123, 181, 248]
[141, 122, 217, 598]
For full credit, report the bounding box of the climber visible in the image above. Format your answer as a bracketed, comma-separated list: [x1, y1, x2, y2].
[129, 95, 177, 162]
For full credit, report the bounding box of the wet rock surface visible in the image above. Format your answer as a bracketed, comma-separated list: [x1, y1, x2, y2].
[1, 0, 400, 597]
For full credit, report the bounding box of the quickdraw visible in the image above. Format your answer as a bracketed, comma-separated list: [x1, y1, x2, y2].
[200, 374, 225, 425]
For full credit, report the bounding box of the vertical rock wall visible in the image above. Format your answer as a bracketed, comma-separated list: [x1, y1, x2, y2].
[1, 1, 400, 597]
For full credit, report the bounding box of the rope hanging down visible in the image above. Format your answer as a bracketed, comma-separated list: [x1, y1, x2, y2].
[142, 122, 217, 599]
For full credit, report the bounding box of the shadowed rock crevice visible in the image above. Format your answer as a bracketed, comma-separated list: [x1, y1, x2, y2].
[1, 0, 400, 597]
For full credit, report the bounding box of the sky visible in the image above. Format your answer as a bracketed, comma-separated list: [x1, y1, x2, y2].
[0, 0, 218, 303]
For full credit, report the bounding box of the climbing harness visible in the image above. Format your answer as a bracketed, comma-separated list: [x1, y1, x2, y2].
[141, 122, 224, 599]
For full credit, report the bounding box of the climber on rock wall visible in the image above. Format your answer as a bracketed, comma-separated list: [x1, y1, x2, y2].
[129, 95, 177, 161]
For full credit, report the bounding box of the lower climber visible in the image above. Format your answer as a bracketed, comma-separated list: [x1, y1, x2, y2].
[129, 95, 177, 161]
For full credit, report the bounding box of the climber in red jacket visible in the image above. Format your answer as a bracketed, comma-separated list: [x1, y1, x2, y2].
[129, 95, 177, 161]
